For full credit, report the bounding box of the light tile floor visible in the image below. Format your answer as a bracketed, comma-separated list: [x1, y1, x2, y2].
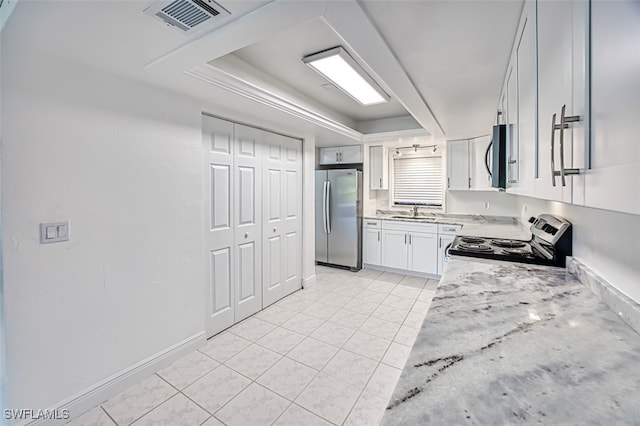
[68, 267, 438, 426]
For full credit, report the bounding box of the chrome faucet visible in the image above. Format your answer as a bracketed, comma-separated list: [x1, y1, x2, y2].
[411, 205, 419, 217]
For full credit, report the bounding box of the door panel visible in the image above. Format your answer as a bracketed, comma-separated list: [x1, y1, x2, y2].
[535, 0, 573, 202]
[340, 145, 363, 163]
[234, 124, 262, 321]
[381, 229, 408, 270]
[327, 170, 359, 268]
[285, 231, 299, 281]
[267, 169, 281, 221]
[210, 248, 232, 314]
[512, 10, 536, 196]
[447, 140, 469, 190]
[203, 115, 235, 336]
[238, 242, 257, 301]
[408, 232, 438, 275]
[211, 165, 231, 229]
[363, 227, 381, 265]
[315, 170, 328, 263]
[263, 133, 302, 307]
[263, 131, 285, 306]
[281, 136, 302, 296]
[238, 167, 256, 225]
[285, 170, 297, 218]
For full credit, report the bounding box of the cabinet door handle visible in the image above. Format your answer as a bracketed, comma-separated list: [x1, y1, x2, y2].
[409, 234, 412, 245]
[378, 231, 380, 242]
[404, 234, 407, 244]
[468, 177, 471, 188]
[447, 177, 450, 188]
[439, 237, 442, 248]
[559, 105, 567, 187]
[558, 104, 581, 186]
[379, 177, 382, 187]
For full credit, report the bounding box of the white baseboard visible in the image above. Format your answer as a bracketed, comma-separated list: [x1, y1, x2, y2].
[362, 264, 440, 280]
[21, 332, 206, 426]
[302, 274, 317, 288]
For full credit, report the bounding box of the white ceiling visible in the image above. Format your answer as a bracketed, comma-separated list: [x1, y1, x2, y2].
[229, 18, 410, 122]
[361, 0, 523, 139]
[3, 0, 524, 143]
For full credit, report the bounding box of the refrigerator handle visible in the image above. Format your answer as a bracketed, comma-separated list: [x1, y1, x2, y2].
[322, 181, 328, 234]
[326, 180, 331, 234]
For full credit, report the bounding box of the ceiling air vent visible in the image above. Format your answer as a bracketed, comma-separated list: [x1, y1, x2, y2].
[144, 0, 230, 34]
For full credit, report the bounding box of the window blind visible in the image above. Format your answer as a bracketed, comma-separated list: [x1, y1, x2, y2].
[393, 156, 443, 206]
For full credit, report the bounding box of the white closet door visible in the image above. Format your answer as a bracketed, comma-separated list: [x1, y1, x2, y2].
[203, 115, 235, 336]
[281, 136, 303, 298]
[262, 131, 285, 307]
[234, 124, 263, 322]
[262, 133, 302, 307]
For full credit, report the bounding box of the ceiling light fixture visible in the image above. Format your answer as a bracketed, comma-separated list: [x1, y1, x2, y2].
[395, 144, 438, 155]
[302, 46, 390, 106]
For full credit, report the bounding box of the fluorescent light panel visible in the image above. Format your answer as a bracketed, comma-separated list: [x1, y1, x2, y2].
[303, 47, 389, 106]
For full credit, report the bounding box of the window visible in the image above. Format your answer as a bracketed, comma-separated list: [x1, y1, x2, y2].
[392, 155, 443, 206]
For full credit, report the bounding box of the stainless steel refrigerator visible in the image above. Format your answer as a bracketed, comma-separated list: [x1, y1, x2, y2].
[315, 169, 362, 271]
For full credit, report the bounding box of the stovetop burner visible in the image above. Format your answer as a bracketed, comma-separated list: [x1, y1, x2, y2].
[502, 248, 533, 256]
[446, 214, 572, 267]
[456, 243, 493, 253]
[460, 237, 486, 244]
[490, 239, 527, 248]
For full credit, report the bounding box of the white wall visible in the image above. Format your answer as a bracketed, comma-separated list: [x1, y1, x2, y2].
[1, 44, 316, 416]
[514, 196, 640, 304]
[362, 138, 446, 216]
[445, 191, 519, 216]
[2, 45, 205, 413]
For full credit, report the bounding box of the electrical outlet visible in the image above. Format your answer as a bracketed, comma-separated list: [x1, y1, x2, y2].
[40, 221, 70, 244]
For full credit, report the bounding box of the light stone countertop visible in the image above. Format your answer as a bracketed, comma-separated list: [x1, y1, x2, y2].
[382, 258, 640, 425]
[365, 211, 532, 240]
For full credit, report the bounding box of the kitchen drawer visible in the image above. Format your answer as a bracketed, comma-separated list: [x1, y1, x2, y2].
[438, 224, 462, 235]
[382, 220, 437, 234]
[364, 219, 382, 229]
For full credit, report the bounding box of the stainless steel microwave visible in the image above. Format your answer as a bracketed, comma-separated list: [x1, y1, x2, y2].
[484, 124, 507, 189]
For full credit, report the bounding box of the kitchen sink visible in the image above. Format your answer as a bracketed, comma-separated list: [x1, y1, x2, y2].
[390, 215, 436, 220]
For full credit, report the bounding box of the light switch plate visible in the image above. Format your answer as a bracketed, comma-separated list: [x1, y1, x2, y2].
[40, 221, 70, 244]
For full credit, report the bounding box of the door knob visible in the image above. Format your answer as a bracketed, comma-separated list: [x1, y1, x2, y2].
[244, 233, 249, 239]
[273, 228, 277, 233]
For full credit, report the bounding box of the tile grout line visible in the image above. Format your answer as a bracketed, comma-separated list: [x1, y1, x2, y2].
[99, 406, 118, 426]
[154, 373, 219, 422]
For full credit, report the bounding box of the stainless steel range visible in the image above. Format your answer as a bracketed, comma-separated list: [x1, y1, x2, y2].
[448, 214, 572, 267]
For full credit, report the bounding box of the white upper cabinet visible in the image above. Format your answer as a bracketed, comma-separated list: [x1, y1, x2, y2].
[320, 147, 340, 165]
[469, 136, 493, 191]
[319, 145, 363, 165]
[446, 139, 470, 190]
[534, 0, 588, 203]
[505, 63, 518, 186]
[585, 0, 640, 215]
[340, 145, 364, 163]
[448, 137, 493, 191]
[369, 145, 389, 190]
[510, 1, 537, 196]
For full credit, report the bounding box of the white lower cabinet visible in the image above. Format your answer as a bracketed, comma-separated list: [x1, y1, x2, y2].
[437, 224, 461, 276]
[381, 229, 409, 270]
[380, 221, 438, 275]
[363, 220, 382, 266]
[408, 232, 438, 275]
